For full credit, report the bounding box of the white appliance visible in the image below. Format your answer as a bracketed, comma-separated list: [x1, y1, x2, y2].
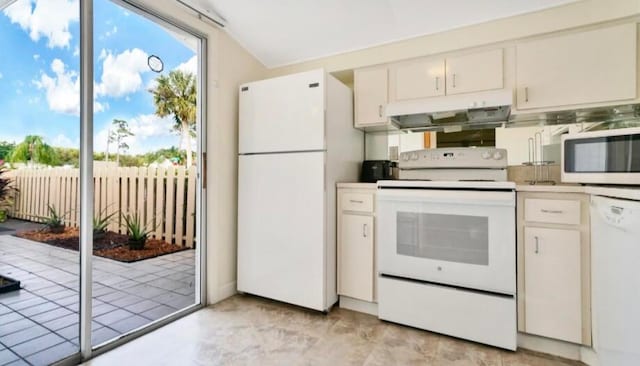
[237, 69, 363, 312]
[591, 194, 640, 366]
[377, 148, 517, 350]
[561, 127, 640, 185]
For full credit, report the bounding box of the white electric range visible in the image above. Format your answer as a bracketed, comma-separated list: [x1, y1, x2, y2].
[376, 147, 517, 350]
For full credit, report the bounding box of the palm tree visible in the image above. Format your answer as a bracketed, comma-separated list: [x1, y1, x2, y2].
[10, 135, 58, 166]
[150, 70, 196, 167]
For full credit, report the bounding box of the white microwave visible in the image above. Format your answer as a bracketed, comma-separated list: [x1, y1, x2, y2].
[561, 127, 640, 185]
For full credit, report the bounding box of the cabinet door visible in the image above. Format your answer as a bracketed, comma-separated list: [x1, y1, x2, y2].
[524, 227, 582, 343]
[446, 49, 503, 95]
[516, 24, 637, 110]
[339, 214, 374, 301]
[389, 58, 445, 101]
[354, 66, 389, 126]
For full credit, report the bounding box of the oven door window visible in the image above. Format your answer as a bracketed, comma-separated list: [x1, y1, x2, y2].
[397, 212, 489, 265]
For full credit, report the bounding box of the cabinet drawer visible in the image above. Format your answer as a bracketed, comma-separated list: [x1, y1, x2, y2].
[342, 193, 374, 212]
[524, 199, 581, 225]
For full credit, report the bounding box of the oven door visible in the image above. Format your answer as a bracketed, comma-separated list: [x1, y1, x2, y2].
[377, 188, 516, 294]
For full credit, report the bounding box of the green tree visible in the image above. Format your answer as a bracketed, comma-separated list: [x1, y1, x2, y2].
[0, 141, 15, 162]
[10, 135, 58, 166]
[150, 70, 196, 167]
[107, 119, 134, 166]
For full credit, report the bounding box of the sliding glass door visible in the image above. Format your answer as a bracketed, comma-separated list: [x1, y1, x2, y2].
[0, 0, 205, 364]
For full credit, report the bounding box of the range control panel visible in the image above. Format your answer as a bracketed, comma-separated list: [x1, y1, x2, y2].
[399, 148, 508, 169]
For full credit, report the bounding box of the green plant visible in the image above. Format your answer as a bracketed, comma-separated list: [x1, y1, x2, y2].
[93, 210, 117, 238]
[43, 204, 66, 233]
[0, 168, 17, 222]
[122, 213, 155, 250]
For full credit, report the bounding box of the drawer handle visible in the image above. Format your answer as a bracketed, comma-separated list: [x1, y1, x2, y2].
[363, 223, 368, 238]
[350, 200, 364, 204]
[378, 105, 383, 118]
[534, 236, 540, 254]
[435, 76, 439, 91]
[452, 73, 457, 88]
[541, 209, 563, 214]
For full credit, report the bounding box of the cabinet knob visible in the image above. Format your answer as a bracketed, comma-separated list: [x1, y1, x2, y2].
[525, 87, 529, 103]
[435, 76, 439, 91]
[378, 105, 383, 118]
[452, 73, 457, 88]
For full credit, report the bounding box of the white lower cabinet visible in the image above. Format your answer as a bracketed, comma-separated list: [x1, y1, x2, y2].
[517, 192, 591, 346]
[337, 185, 377, 306]
[339, 214, 374, 301]
[524, 227, 582, 343]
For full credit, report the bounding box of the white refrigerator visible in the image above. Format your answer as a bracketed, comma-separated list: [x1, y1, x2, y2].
[237, 69, 363, 311]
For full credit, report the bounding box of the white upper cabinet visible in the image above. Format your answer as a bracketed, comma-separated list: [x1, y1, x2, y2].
[446, 49, 504, 95]
[516, 24, 637, 110]
[389, 58, 445, 102]
[354, 66, 389, 127]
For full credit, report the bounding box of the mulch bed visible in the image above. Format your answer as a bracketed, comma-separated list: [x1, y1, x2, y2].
[16, 227, 189, 263]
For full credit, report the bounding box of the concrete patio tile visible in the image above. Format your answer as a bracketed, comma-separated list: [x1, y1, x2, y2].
[0, 291, 37, 305]
[110, 294, 145, 308]
[19, 302, 60, 318]
[42, 313, 78, 331]
[140, 305, 176, 321]
[0, 325, 50, 347]
[29, 307, 73, 323]
[145, 278, 184, 291]
[108, 315, 150, 334]
[53, 294, 79, 307]
[92, 303, 118, 317]
[152, 292, 194, 309]
[0, 349, 19, 365]
[5, 359, 30, 366]
[172, 284, 196, 296]
[97, 291, 128, 303]
[122, 284, 165, 299]
[30, 284, 69, 296]
[0, 304, 12, 315]
[125, 299, 161, 314]
[10, 332, 65, 358]
[57, 322, 102, 343]
[24, 341, 77, 366]
[8, 296, 48, 311]
[92, 327, 120, 346]
[0, 318, 36, 337]
[46, 289, 77, 301]
[94, 309, 135, 326]
[0, 312, 23, 325]
[91, 286, 117, 298]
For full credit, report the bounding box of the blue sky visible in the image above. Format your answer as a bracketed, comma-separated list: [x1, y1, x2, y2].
[0, 0, 197, 154]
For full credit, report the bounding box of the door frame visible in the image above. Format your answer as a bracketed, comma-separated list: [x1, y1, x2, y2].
[54, 0, 209, 364]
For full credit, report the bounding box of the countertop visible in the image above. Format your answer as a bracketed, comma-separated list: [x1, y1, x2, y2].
[336, 182, 378, 189]
[336, 181, 640, 201]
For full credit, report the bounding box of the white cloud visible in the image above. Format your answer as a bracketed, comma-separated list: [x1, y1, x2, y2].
[95, 48, 149, 98]
[34, 58, 105, 115]
[33, 54, 40, 60]
[176, 56, 197, 75]
[94, 114, 176, 154]
[0, 72, 3, 79]
[102, 25, 117, 39]
[3, 0, 79, 49]
[50, 133, 77, 148]
[72, 46, 79, 57]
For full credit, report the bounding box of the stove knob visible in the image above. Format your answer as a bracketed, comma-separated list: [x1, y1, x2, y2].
[481, 151, 492, 160]
[402, 154, 409, 161]
[493, 151, 504, 160]
[411, 152, 419, 160]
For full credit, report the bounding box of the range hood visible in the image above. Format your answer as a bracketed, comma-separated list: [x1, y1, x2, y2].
[509, 103, 640, 127]
[385, 89, 513, 132]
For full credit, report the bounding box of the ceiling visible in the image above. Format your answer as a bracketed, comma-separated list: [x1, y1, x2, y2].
[189, 0, 579, 68]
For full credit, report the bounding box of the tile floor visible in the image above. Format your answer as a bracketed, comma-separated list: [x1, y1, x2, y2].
[84, 295, 584, 366]
[0, 234, 196, 366]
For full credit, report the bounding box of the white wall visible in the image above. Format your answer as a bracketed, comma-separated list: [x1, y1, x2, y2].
[136, 0, 267, 304]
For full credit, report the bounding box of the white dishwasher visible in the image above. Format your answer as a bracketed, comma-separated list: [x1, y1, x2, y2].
[591, 195, 640, 366]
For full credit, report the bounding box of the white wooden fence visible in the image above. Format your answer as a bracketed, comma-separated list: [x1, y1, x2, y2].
[6, 166, 197, 248]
